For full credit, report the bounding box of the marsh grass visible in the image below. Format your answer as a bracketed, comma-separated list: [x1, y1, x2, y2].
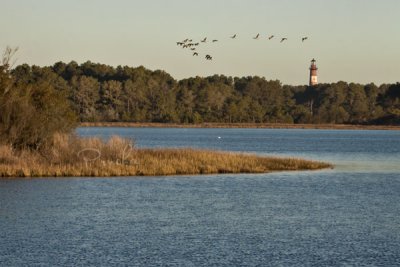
[0, 134, 332, 177]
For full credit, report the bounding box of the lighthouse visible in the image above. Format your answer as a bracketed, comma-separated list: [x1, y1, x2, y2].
[309, 58, 318, 86]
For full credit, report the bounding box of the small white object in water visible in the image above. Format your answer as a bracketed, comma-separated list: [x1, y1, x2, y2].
[218, 136, 221, 139]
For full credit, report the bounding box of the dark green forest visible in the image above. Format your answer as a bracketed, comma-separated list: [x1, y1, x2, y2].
[9, 61, 400, 125]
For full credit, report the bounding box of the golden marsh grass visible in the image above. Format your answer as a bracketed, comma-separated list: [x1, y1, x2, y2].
[0, 134, 332, 177]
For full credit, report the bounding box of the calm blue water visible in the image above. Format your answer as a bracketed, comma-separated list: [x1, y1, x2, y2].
[1, 128, 400, 266]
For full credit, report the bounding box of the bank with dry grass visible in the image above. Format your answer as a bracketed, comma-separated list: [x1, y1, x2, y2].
[80, 122, 400, 131]
[0, 134, 332, 178]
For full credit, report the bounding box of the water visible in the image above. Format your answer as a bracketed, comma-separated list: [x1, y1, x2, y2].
[1, 128, 400, 266]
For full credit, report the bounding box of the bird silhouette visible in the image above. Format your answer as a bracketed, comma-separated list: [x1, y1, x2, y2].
[193, 52, 199, 56]
[201, 37, 207, 43]
[268, 35, 274, 40]
[191, 48, 196, 51]
[231, 34, 237, 39]
[205, 55, 212, 60]
[212, 39, 218, 42]
[183, 39, 189, 43]
[253, 33, 260, 39]
[302, 37, 308, 42]
[280, 38, 287, 43]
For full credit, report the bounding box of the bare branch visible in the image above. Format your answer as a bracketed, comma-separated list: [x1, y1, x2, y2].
[2, 46, 19, 69]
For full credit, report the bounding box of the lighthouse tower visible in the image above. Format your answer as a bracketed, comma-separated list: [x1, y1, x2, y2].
[309, 58, 318, 86]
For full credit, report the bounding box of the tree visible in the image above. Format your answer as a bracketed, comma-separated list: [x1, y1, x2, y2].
[176, 87, 195, 123]
[145, 76, 178, 122]
[99, 80, 123, 121]
[0, 47, 77, 149]
[121, 79, 150, 122]
[346, 83, 369, 123]
[70, 75, 100, 122]
[314, 83, 349, 123]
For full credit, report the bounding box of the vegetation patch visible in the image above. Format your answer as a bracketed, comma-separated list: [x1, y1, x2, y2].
[0, 135, 331, 178]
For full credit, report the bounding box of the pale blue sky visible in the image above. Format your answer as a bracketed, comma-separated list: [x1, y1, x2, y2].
[1, 0, 399, 85]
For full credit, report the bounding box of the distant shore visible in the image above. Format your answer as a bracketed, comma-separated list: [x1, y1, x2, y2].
[80, 122, 400, 131]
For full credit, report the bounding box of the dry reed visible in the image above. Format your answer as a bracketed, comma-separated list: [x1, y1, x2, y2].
[0, 134, 332, 178]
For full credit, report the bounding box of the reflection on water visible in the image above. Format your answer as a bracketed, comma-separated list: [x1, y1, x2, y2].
[1, 128, 399, 266]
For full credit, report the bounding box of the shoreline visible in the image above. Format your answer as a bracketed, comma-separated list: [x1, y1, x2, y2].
[80, 122, 400, 131]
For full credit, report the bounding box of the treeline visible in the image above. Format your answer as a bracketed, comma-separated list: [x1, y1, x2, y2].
[10, 61, 400, 125]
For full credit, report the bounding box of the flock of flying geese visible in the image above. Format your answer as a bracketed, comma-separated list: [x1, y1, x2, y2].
[176, 34, 309, 61]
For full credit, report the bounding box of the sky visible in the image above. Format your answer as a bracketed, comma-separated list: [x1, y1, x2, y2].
[1, 0, 400, 85]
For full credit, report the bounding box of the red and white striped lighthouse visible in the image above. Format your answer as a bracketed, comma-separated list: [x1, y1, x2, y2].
[309, 58, 318, 86]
